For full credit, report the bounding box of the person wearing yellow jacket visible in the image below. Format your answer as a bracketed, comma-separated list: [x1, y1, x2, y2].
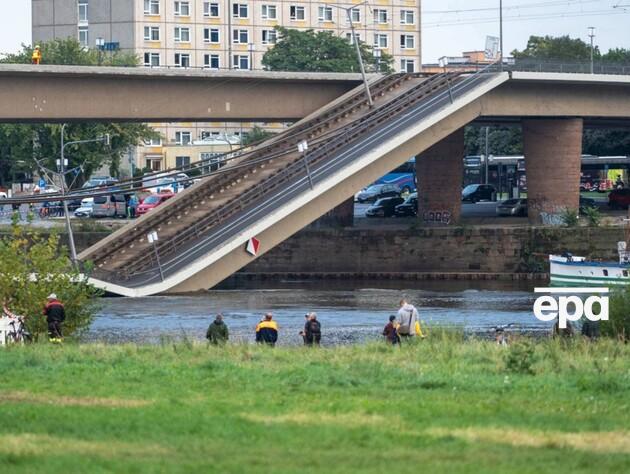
[32, 45, 42, 65]
[255, 313, 278, 346]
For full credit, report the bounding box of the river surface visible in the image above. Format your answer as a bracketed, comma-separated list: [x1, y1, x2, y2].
[86, 280, 550, 345]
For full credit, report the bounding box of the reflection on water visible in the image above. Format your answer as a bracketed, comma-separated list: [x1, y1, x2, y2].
[87, 280, 550, 345]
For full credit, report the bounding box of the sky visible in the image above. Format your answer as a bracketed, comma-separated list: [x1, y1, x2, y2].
[0, 0, 628, 62]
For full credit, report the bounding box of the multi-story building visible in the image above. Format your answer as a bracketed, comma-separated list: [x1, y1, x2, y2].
[33, 0, 422, 173]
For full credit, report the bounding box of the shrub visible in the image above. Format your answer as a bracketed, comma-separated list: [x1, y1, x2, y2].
[560, 208, 579, 227]
[581, 205, 601, 227]
[504, 340, 537, 374]
[0, 223, 100, 340]
[603, 286, 630, 340]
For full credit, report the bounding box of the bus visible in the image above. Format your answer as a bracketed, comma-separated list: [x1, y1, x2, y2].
[373, 158, 416, 193]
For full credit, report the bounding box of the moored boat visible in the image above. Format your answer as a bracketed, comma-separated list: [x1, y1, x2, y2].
[549, 243, 630, 287]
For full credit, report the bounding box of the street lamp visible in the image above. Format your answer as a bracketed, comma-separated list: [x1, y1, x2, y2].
[58, 124, 110, 267]
[588, 27, 596, 74]
[327, 2, 373, 107]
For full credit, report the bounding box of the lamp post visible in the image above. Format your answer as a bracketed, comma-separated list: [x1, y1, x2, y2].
[499, 0, 504, 71]
[58, 124, 110, 268]
[95, 37, 105, 65]
[588, 27, 595, 74]
[327, 2, 373, 107]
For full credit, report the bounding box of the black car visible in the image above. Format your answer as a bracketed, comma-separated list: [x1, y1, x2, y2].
[366, 197, 405, 217]
[394, 193, 417, 217]
[462, 184, 497, 203]
[356, 183, 401, 203]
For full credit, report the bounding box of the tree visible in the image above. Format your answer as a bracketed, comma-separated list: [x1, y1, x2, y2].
[0, 39, 158, 186]
[602, 48, 630, 64]
[0, 220, 99, 340]
[511, 35, 598, 62]
[242, 126, 277, 146]
[583, 129, 630, 157]
[464, 126, 522, 156]
[262, 27, 393, 73]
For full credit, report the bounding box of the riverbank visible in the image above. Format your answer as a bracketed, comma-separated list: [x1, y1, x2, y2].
[1, 338, 628, 473]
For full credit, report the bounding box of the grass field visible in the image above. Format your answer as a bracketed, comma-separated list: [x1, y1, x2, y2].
[1, 335, 629, 473]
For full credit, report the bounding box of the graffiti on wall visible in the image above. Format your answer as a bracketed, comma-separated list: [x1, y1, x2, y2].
[422, 210, 452, 225]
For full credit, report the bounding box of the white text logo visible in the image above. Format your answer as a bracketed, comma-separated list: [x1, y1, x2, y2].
[533, 287, 609, 329]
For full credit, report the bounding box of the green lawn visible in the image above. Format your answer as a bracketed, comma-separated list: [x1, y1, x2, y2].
[1, 336, 629, 473]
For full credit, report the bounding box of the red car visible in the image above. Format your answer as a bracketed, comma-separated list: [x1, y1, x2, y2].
[608, 188, 630, 209]
[136, 192, 175, 216]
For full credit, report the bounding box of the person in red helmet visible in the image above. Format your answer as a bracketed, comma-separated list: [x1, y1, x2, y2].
[43, 293, 65, 343]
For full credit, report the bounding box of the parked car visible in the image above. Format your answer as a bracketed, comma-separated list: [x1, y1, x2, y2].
[366, 197, 405, 217]
[462, 184, 497, 203]
[496, 198, 528, 217]
[136, 192, 175, 216]
[82, 176, 119, 189]
[92, 193, 127, 218]
[73, 197, 94, 218]
[579, 196, 597, 213]
[394, 193, 418, 217]
[608, 188, 630, 209]
[355, 183, 401, 203]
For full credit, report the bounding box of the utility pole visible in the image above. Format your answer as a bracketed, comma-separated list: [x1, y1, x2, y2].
[499, 0, 504, 71]
[328, 2, 373, 106]
[588, 27, 595, 74]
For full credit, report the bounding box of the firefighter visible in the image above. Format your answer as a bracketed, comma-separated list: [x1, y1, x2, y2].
[32, 45, 42, 65]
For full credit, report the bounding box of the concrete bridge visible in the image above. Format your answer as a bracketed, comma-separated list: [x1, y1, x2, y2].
[0, 64, 365, 122]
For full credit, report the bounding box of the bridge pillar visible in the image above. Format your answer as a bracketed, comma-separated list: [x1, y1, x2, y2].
[522, 118, 583, 224]
[416, 128, 464, 225]
[314, 197, 354, 227]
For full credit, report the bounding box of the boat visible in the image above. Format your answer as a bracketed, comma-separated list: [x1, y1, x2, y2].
[549, 242, 630, 287]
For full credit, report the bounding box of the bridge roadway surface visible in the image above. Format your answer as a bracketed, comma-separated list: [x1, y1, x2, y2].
[0, 64, 367, 122]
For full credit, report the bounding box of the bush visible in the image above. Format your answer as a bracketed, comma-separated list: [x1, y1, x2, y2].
[0, 223, 100, 339]
[581, 205, 601, 227]
[603, 286, 630, 340]
[560, 208, 579, 227]
[504, 340, 537, 374]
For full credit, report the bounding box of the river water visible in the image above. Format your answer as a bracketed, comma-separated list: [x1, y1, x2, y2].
[86, 280, 550, 345]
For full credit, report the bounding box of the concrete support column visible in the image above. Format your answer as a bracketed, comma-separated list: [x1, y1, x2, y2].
[522, 118, 583, 224]
[416, 128, 464, 225]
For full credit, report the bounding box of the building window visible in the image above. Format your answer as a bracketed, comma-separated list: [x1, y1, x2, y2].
[400, 10, 415, 25]
[232, 3, 248, 18]
[374, 9, 388, 24]
[350, 8, 360, 23]
[174, 27, 190, 43]
[144, 52, 160, 67]
[174, 1, 190, 16]
[78, 26, 88, 47]
[201, 131, 220, 139]
[200, 152, 223, 172]
[373, 33, 388, 49]
[204, 28, 220, 43]
[204, 54, 220, 69]
[144, 0, 160, 15]
[174, 53, 191, 68]
[144, 26, 160, 41]
[175, 156, 191, 168]
[261, 29, 277, 45]
[318, 6, 333, 22]
[290, 5, 305, 21]
[232, 29, 249, 44]
[146, 157, 162, 171]
[261, 4, 277, 20]
[233, 55, 250, 70]
[175, 131, 192, 145]
[144, 136, 162, 146]
[204, 1, 219, 17]
[400, 34, 415, 49]
[78, 0, 88, 23]
[346, 32, 361, 44]
[400, 58, 415, 73]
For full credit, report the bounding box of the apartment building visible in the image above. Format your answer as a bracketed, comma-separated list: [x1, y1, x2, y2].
[33, 0, 422, 172]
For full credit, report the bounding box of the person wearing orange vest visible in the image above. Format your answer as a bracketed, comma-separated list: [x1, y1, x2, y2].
[32, 46, 42, 65]
[43, 293, 65, 342]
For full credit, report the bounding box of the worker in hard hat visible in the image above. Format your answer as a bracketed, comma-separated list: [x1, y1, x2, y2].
[32, 45, 42, 65]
